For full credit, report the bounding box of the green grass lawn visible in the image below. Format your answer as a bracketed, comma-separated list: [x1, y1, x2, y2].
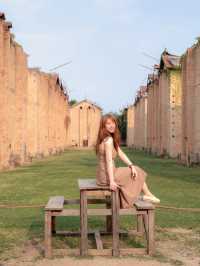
[0, 148, 200, 260]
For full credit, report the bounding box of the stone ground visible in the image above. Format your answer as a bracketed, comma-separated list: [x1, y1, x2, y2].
[1, 228, 200, 266]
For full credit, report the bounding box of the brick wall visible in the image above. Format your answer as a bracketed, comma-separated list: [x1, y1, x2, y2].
[0, 14, 70, 170]
[126, 104, 135, 147]
[129, 60, 182, 159]
[147, 76, 159, 154]
[181, 42, 200, 164]
[132, 88, 148, 150]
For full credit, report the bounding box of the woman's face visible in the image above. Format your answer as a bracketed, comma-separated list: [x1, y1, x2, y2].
[105, 118, 116, 133]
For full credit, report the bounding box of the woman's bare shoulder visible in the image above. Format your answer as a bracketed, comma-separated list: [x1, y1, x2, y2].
[103, 136, 113, 144]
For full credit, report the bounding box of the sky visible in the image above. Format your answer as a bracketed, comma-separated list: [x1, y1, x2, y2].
[1, 0, 200, 114]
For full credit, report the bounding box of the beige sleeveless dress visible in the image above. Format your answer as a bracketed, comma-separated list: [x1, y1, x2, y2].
[96, 137, 147, 209]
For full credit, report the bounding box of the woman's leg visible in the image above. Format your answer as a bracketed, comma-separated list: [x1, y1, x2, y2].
[142, 182, 155, 197]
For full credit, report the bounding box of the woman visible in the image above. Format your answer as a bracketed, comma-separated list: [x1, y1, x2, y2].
[95, 113, 160, 209]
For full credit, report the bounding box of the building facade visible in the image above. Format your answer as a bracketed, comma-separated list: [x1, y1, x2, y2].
[67, 99, 102, 147]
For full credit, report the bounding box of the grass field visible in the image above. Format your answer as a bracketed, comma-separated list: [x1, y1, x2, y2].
[0, 147, 200, 262]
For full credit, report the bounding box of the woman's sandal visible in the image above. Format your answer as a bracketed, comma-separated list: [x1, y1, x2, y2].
[142, 194, 160, 204]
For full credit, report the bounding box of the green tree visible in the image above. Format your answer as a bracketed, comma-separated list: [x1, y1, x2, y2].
[69, 99, 77, 106]
[116, 107, 128, 145]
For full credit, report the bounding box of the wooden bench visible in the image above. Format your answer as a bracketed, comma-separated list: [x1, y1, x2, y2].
[44, 195, 112, 258]
[44, 179, 155, 258]
[79, 178, 155, 256]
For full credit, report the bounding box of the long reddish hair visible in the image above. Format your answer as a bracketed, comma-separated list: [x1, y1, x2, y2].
[95, 113, 121, 155]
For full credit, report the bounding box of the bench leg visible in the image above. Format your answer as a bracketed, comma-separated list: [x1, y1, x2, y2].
[52, 216, 56, 234]
[147, 210, 155, 255]
[80, 190, 88, 255]
[45, 211, 52, 258]
[142, 212, 149, 254]
[137, 214, 144, 234]
[111, 190, 120, 256]
[143, 212, 149, 236]
[106, 195, 112, 232]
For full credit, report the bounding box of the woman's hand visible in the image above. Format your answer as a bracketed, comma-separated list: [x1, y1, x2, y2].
[109, 180, 120, 191]
[130, 165, 137, 180]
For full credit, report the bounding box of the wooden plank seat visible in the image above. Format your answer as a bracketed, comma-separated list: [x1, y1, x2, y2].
[44, 179, 156, 258]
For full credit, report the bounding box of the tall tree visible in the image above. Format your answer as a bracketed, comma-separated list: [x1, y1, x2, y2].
[116, 107, 128, 145]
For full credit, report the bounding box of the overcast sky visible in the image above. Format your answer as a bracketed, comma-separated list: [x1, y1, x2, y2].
[1, 0, 200, 113]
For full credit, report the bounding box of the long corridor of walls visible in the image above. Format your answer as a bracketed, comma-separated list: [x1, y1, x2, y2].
[0, 13, 70, 170]
[127, 46, 200, 165]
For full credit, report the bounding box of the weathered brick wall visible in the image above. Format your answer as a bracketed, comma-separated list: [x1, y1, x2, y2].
[48, 75, 56, 154]
[146, 68, 182, 158]
[50, 75, 69, 152]
[140, 65, 182, 159]
[181, 42, 200, 164]
[0, 14, 70, 170]
[127, 46, 198, 164]
[147, 77, 159, 154]
[68, 100, 102, 147]
[133, 92, 147, 150]
[26, 70, 70, 159]
[0, 17, 24, 168]
[169, 70, 182, 158]
[126, 104, 135, 147]
[0, 16, 9, 168]
[37, 71, 49, 157]
[158, 70, 170, 156]
[26, 69, 39, 158]
[14, 42, 28, 164]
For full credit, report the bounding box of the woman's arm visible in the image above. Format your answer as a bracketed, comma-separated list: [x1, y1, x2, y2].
[117, 145, 138, 179]
[117, 146, 133, 166]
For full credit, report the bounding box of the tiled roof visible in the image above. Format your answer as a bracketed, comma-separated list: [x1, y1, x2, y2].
[0, 12, 5, 20]
[70, 99, 102, 110]
[159, 50, 181, 70]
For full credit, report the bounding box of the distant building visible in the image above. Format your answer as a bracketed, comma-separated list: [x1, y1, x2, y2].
[67, 99, 102, 147]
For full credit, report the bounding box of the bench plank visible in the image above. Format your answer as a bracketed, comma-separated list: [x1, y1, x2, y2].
[134, 199, 155, 210]
[78, 179, 110, 190]
[45, 196, 64, 211]
[55, 247, 146, 256]
[78, 180, 154, 210]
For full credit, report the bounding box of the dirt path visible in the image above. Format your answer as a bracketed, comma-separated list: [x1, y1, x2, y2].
[1, 228, 200, 266]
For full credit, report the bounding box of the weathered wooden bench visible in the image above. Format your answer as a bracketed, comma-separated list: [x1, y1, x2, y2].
[79, 179, 155, 256]
[44, 179, 155, 258]
[44, 195, 113, 258]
